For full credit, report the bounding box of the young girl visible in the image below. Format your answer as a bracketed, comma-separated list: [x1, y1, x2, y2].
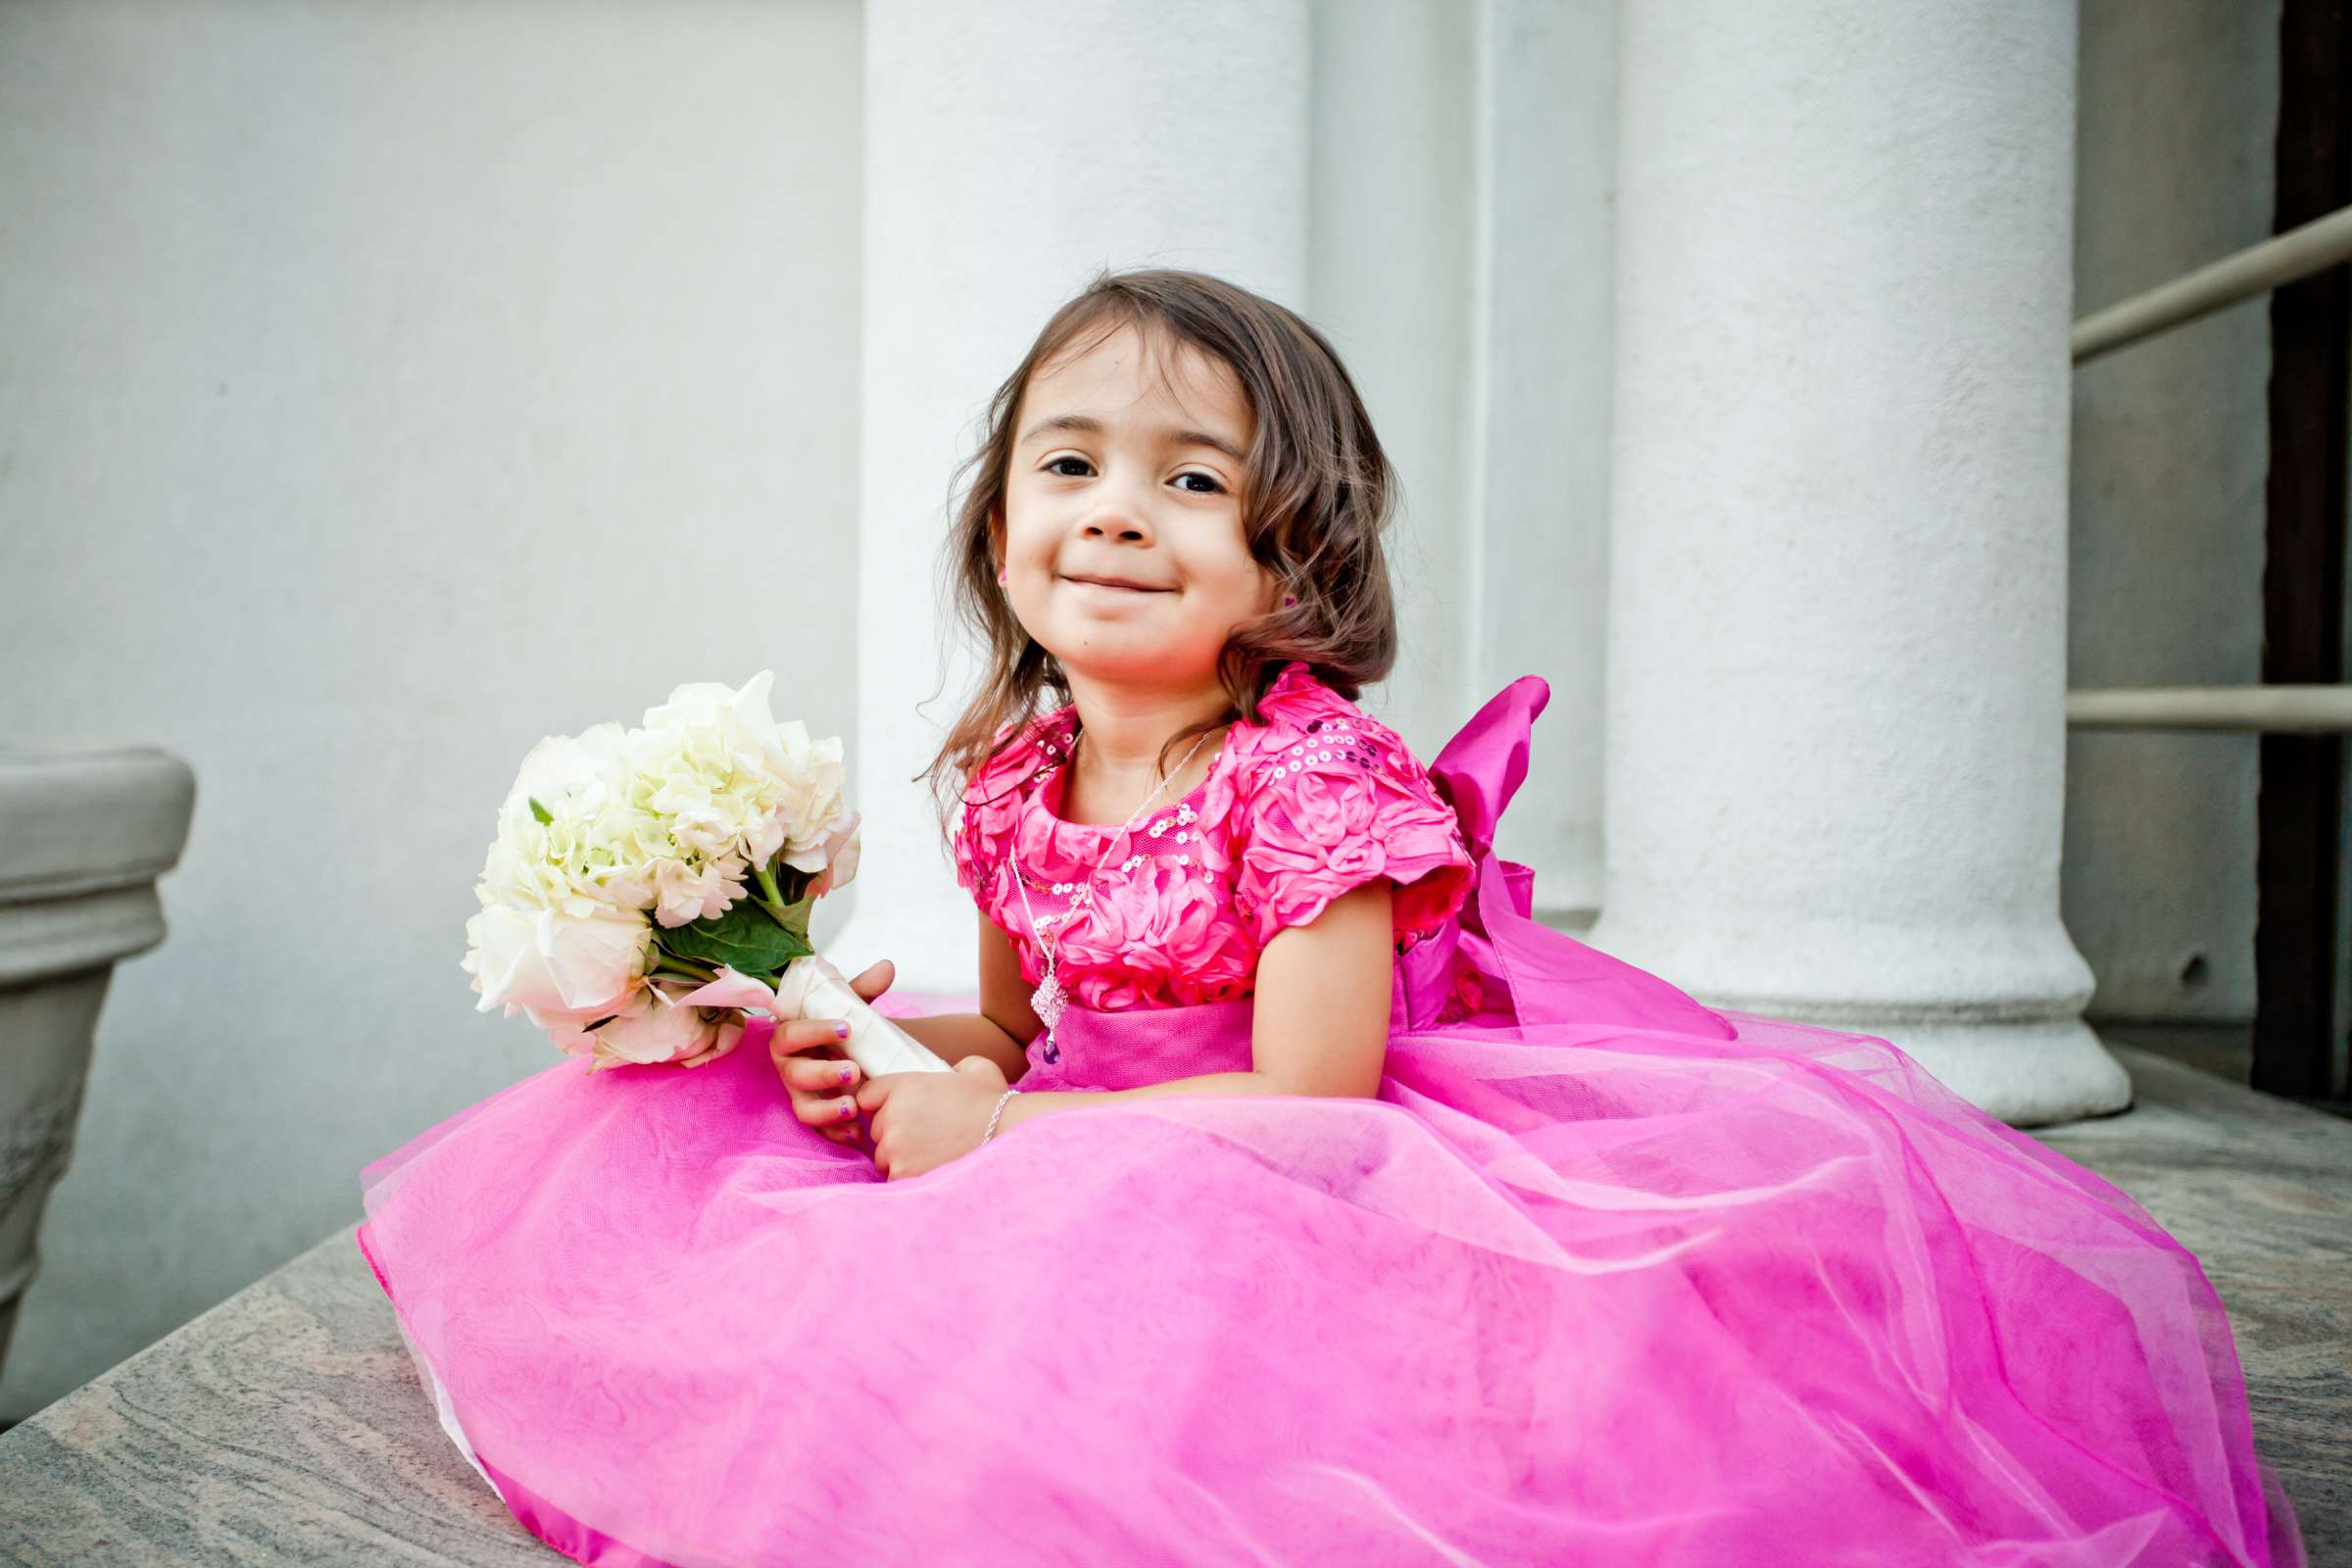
[358, 270, 2303, 1567]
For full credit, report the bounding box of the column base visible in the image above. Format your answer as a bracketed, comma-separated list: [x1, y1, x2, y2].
[1581, 907, 2127, 1125]
[1718, 1005, 2134, 1129]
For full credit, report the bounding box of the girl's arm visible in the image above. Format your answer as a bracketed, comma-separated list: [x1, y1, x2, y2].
[891, 913, 1039, 1082]
[991, 880, 1394, 1136]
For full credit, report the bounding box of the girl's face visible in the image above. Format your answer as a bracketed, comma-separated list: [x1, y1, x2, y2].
[994, 322, 1279, 692]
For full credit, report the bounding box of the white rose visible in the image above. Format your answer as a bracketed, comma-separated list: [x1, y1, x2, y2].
[770, 736, 850, 872]
[522, 992, 641, 1057]
[640, 672, 784, 788]
[462, 903, 649, 1014]
[638, 670, 777, 737]
[572, 981, 738, 1069]
[808, 812, 860, 897]
[502, 721, 633, 831]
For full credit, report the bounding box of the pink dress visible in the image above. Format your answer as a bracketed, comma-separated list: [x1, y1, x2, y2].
[356, 661, 2305, 1567]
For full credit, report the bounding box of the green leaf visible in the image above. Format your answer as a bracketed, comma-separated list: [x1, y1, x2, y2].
[528, 796, 554, 825]
[662, 898, 814, 974]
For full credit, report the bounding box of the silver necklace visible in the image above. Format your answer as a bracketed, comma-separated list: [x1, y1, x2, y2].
[1010, 724, 1212, 1059]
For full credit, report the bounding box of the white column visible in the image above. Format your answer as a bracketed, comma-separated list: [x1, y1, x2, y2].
[1463, 0, 1617, 933]
[836, 0, 1313, 994]
[1591, 0, 2125, 1125]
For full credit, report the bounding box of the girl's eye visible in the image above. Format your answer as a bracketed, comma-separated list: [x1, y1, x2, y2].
[1041, 456, 1225, 496]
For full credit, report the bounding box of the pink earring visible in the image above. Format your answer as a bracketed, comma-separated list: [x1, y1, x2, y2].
[999, 568, 1008, 584]
[1284, 595, 1297, 607]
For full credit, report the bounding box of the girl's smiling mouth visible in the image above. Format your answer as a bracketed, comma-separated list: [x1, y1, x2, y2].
[1061, 573, 1173, 594]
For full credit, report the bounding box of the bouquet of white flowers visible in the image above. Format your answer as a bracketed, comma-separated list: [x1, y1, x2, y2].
[460, 670, 947, 1077]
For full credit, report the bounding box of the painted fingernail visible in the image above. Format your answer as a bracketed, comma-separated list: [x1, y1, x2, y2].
[834, 1021, 851, 1039]
[839, 1099, 857, 1119]
[838, 1063, 856, 1085]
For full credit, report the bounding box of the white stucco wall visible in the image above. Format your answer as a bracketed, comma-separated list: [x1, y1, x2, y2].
[0, 0, 866, 1418]
[2065, 0, 2278, 1026]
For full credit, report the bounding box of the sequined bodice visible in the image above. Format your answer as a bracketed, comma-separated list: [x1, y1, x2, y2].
[952, 662, 1477, 1017]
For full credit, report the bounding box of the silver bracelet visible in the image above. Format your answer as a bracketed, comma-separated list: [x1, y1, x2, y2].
[982, 1087, 1019, 1145]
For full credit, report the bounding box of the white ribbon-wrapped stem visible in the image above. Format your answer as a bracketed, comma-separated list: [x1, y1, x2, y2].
[772, 954, 950, 1075]
[675, 955, 951, 1076]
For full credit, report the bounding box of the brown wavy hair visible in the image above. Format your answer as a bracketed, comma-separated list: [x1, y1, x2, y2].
[918, 266, 1403, 856]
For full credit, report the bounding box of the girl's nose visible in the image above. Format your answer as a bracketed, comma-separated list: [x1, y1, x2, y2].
[1082, 514, 1150, 541]
[1075, 462, 1158, 541]
[1078, 500, 1152, 543]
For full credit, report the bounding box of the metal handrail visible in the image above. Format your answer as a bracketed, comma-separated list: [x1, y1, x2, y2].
[2068, 207, 2352, 733]
[2071, 202, 2352, 364]
[2068, 685, 2352, 732]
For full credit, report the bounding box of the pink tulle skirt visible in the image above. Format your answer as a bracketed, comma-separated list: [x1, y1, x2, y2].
[357, 983, 2303, 1567]
[360, 675, 2303, 1565]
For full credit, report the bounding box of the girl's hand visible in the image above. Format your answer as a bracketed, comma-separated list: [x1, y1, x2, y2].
[770, 957, 896, 1150]
[857, 1055, 1008, 1181]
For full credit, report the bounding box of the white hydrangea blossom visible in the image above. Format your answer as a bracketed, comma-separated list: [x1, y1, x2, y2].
[622, 672, 854, 927]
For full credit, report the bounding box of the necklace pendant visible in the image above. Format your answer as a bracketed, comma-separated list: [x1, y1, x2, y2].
[1030, 969, 1066, 1063]
[1031, 970, 1066, 1031]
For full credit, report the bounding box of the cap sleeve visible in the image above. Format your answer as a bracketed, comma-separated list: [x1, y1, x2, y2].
[1232, 721, 1474, 952]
